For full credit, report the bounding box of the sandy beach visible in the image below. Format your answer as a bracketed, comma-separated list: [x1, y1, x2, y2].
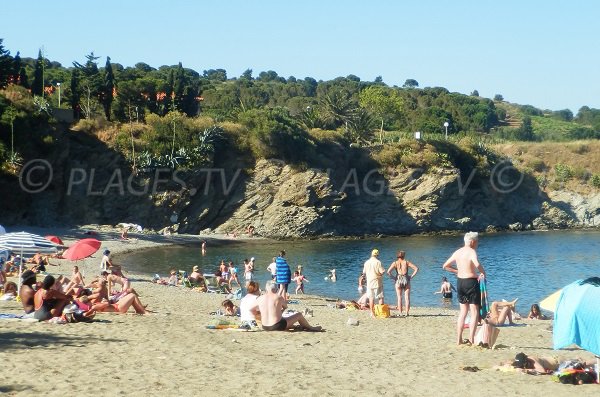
[0, 226, 597, 396]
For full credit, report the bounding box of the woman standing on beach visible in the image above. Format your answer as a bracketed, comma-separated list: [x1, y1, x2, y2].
[275, 251, 291, 298]
[387, 250, 419, 317]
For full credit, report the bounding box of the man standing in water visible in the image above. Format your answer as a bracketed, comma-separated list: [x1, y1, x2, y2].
[363, 249, 385, 318]
[442, 232, 486, 345]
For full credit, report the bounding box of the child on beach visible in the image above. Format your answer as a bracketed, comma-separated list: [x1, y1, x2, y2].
[358, 273, 366, 295]
[221, 299, 239, 316]
[293, 270, 309, 294]
[527, 303, 547, 320]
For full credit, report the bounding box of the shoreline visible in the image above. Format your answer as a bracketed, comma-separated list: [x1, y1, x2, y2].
[1, 225, 598, 396]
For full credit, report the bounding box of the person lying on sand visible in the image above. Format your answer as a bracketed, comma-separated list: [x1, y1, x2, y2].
[92, 293, 148, 315]
[495, 352, 559, 375]
[527, 303, 548, 320]
[250, 280, 322, 332]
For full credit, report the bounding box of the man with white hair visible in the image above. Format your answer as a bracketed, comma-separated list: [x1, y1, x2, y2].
[250, 280, 322, 332]
[442, 231, 487, 345]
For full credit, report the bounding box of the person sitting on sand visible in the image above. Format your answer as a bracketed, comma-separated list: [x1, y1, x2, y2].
[92, 293, 147, 315]
[28, 252, 50, 273]
[293, 270, 309, 294]
[189, 265, 203, 284]
[19, 270, 37, 314]
[87, 278, 109, 304]
[221, 299, 239, 316]
[240, 281, 261, 327]
[63, 266, 86, 296]
[434, 276, 456, 299]
[528, 303, 548, 320]
[250, 280, 322, 332]
[485, 299, 518, 325]
[107, 271, 136, 301]
[33, 275, 73, 321]
[155, 269, 178, 286]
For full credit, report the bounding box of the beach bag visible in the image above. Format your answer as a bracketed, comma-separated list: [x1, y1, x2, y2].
[374, 304, 391, 318]
[474, 323, 499, 348]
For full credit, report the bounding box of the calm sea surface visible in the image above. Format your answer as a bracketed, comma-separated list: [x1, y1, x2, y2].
[120, 230, 600, 312]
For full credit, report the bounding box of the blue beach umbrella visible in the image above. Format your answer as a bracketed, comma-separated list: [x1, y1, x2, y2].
[0, 232, 60, 293]
[550, 277, 600, 383]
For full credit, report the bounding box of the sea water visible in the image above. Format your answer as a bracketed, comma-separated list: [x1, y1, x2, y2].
[121, 230, 600, 312]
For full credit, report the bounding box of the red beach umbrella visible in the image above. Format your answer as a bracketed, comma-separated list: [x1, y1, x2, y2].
[62, 238, 102, 261]
[45, 235, 64, 246]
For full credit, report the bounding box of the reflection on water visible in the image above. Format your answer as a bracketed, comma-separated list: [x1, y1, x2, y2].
[121, 230, 600, 310]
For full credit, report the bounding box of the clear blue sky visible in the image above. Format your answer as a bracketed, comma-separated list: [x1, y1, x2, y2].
[3, 0, 598, 112]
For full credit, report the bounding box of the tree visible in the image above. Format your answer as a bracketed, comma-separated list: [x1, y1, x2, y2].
[70, 68, 81, 119]
[493, 94, 504, 102]
[0, 39, 11, 88]
[374, 76, 383, 84]
[517, 116, 534, 141]
[319, 88, 358, 130]
[103, 56, 115, 120]
[240, 68, 253, 80]
[359, 86, 404, 143]
[403, 79, 419, 88]
[32, 49, 45, 96]
[471, 90, 479, 97]
[73, 52, 102, 118]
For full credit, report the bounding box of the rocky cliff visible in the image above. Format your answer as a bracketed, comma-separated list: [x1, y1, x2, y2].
[2, 130, 600, 238]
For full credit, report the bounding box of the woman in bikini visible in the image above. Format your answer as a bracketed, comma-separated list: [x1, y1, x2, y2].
[33, 275, 72, 321]
[92, 293, 147, 314]
[386, 250, 419, 316]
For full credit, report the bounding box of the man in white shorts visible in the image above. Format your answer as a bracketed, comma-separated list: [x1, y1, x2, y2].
[363, 249, 385, 318]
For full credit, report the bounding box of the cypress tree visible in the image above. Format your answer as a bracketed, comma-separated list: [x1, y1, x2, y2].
[0, 39, 13, 88]
[32, 49, 44, 96]
[70, 68, 81, 119]
[103, 56, 115, 120]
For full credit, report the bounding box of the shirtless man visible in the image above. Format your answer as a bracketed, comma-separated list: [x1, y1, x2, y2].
[64, 266, 85, 296]
[387, 250, 419, 316]
[19, 270, 37, 314]
[250, 280, 321, 332]
[442, 232, 487, 345]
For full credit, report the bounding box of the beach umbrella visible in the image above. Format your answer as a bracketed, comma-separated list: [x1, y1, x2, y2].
[0, 231, 60, 294]
[546, 278, 600, 382]
[539, 288, 562, 312]
[44, 235, 64, 246]
[62, 238, 102, 261]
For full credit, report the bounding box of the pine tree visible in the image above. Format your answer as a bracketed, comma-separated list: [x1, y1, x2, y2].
[103, 56, 115, 120]
[18, 67, 28, 88]
[32, 49, 45, 96]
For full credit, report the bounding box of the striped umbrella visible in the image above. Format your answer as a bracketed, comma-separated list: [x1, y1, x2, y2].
[0, 232, 60, 294]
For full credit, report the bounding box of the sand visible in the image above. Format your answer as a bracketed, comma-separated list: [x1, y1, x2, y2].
[0, 226, 597, 396]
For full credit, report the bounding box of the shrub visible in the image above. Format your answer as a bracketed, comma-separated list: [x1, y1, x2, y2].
[591, 174, 600, 188]
[527, 159, 546, 172]
[554, 163, 574, 182]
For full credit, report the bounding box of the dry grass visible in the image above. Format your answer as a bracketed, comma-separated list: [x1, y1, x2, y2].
[493, 140, 600, 193]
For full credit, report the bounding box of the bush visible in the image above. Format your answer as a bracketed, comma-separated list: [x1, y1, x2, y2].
[554, 163, 574, 182]
[591, 174, 600, 188]
[527, 159, 546, 172]
[72, 117, 110, 134]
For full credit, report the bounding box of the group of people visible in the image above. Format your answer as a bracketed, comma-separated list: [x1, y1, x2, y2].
[5, 249, 149, 322]
[359, 249, 420, 318]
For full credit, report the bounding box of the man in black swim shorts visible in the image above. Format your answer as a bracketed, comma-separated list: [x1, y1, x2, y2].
[442, 232, 487, 345]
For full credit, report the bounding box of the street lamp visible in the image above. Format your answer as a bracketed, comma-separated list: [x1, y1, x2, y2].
[56, 82, 61, 108]
[444, 121, 449, 139]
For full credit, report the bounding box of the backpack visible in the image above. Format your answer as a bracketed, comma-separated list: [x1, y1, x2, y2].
[374, 304, 391, 318]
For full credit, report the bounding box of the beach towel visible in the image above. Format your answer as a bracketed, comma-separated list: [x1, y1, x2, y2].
[479, 278, 489, 319]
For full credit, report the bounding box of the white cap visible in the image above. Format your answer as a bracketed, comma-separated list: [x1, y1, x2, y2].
[250, 257, 255, 261]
